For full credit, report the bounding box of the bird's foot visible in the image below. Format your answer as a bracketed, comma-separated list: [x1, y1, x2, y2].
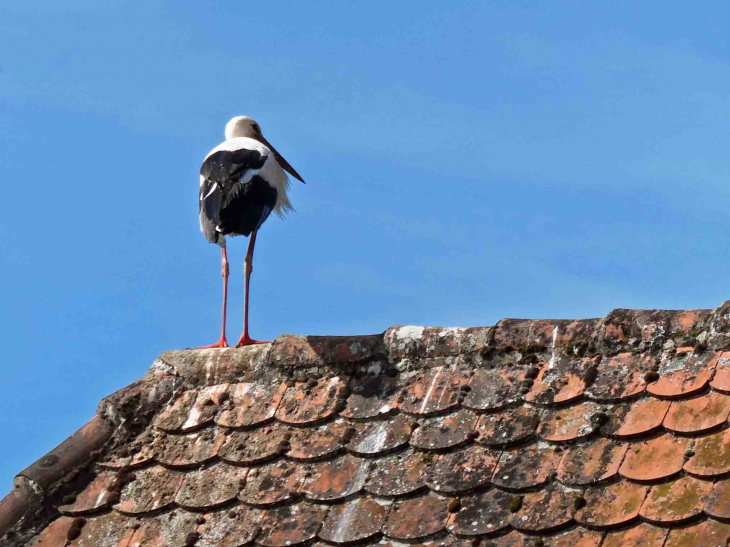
[197, 336, 229, 349]
[235, 334, 271, 347]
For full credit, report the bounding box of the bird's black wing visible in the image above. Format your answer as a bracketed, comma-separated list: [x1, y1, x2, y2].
[199, 148, 276, 243]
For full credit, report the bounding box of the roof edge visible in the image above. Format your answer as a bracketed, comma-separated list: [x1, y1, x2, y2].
[3, 301, 730, 540]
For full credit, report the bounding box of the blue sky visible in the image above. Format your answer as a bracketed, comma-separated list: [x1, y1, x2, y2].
[2, 1, 730, 493]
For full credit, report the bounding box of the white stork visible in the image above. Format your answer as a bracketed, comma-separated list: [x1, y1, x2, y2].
[198, 116, 305, 348]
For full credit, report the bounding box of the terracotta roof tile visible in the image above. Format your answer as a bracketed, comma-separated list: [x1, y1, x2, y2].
[603, 397, 670, 439]
[647, 350, 716, 398]
[410, 409, 479, 450]
[619, 434, 691, 482]
[683, 428, 730, 477]
[462, 367, 523, 411]
[602, 523, 668, 547]
[218, 424, 288, 465]
[342, 371, 400, 420]
[364, 448, 427, 497]
[301, 454, 371, 501]
[449, 489, 513, 536]
[14, 303, 730, 547]
[709, 351, 730, 392]
[153, 428, 226, 468]
[585, 352, 649, 402]
[640, 475, 711, 524]
[475, 405, 540, 447]
[424, 444, 499, 494]
[665, 519, 730, 547]
[492, 444, 562, 490]
[238, 460, 304, 506]
[524, 359, 587, 405]
[382, 493, 449, 540]
[257, 502, 328, 547]
[215, 382, 287, 429]
[663, 391, 730, 434]
[114, 465, 184, 515]
[287, 419, 349, 461]
[276, 376, 349, 425]
[510, 483, 576, 533]
[557, 438, 628, 486]
[703, 479, 730, 519]
[319, 496, 389, 544]
[175, 461, 247, 510]
[538, 402, 602, 442]
[574, 480, 647, 529]
[195, 506, 263, 547]
[347, 414, 413, 456]
[399, 367, 467, 416]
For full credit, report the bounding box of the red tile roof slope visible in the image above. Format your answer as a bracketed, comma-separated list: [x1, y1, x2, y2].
[5, 302, 730, 546]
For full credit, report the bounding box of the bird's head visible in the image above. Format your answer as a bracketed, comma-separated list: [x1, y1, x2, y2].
[224, 116, 262, 140]
[224, 116, 305, 183]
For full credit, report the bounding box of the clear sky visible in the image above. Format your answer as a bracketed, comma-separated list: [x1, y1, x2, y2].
[2, 1, 729, 494]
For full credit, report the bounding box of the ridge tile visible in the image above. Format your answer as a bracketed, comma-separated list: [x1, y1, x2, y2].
[640, 475, 711, 524]
[382, 493, 449, 540]
[574, 480, 647, 529]
[319, 496, 389, 544]
[257, 502, 329, 547]
[364, 448, 427, 497]
[663, 391, 730, 434]
[619, 434, 691, 482]
[475, 405, 540, 447]
[216, 382, 288, 429]
[410, 409, 479, 451]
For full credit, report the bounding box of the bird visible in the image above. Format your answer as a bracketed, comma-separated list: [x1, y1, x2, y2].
[198, 116, 305, 348]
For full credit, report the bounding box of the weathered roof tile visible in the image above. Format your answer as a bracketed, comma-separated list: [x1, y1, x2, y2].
[574, 480, 647, 529]
[475, 405, 540, 447]
[216, 382, 287, 429]
[538, 402, 602, 442]
[664, 519, 730, 547]
[602, 523, 668, 547]
[399, 367, 467, 416]
[301, 454, 371, 501]
[153, 428, 226, 468]
[347, 414, 413, 456]
[319, 496, 389, 544]
[683, 428, 730, 477]
[449, 489, 513, 536]
[276, 376, 349, 425]
[175, 461, 248, 510]
[424, 445, 500, 494]
[663, 391, 730, 434]
[238, 460, 304, 506]
[640, 475, 711, 524]
[492, 444, 562, 490]
[510, 483, 576, 533]
[619, 434, 690, 482]
[557, 438, 628, 485]
[195, 505, 263, 547]
[647, 351, 716, 398]
[218, 424, 288, 465]
[703, 478, 730, 519]
[524, 359, 587, 405]
[364, 449, 427, 497]
[382, 493, 449, 540]
[257, 502, 328, 547]
[342, 370, 400, 420]
[114, 465, 184, 515]
[603, 397, 670, 439]
[462, 367, 523, 411]
[410, 409, 478, 450]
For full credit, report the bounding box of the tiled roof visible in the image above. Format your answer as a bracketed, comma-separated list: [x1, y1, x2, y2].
[6, 302, 730, 546]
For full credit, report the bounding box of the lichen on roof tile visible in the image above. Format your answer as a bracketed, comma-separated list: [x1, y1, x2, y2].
[640, 475, 711, 524]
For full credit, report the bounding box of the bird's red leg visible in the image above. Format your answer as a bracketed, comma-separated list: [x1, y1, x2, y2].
[198, 246, 230, 348]
[236, 230, 271, 347]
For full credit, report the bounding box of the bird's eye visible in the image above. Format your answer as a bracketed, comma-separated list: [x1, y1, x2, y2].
[252, 124, 260, 132]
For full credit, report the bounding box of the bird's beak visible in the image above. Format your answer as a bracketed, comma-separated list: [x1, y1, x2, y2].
[255, 134, 306, 184]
